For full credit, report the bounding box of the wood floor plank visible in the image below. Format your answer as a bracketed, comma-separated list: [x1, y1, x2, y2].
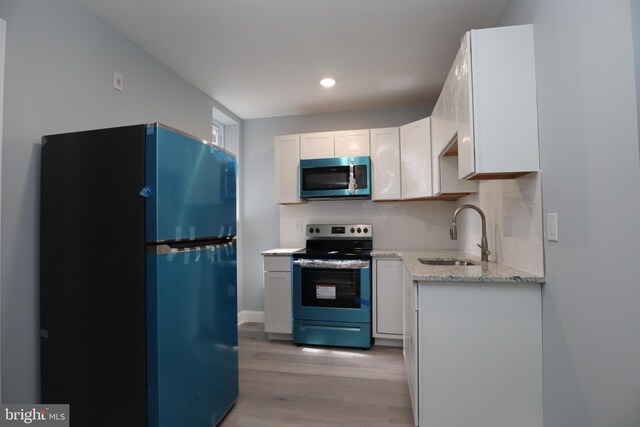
[219, 323, 413, 427]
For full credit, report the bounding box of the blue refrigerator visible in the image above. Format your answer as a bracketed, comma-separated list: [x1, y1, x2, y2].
[40, 123, 239, 427]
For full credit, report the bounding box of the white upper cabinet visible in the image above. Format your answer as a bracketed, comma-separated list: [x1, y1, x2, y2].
[457, 25, 539, 179]
[443, 63, 457, 148]
[370, 127, 401, 201]
[430, 44, 478, 196]
[334, 130, 370, 157]
[300, 132, 335, 159]
[401, 117, 433, 200]
[274, 134, 303, 204]
[457, 32, 475, 180]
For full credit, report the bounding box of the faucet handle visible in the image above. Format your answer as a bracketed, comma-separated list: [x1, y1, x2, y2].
[477, 244, 491, 256]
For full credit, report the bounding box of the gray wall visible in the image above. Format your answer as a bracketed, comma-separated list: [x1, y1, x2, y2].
[633, 0, 640, 165]
[223, 124, 244, 313]
[499, 1, 640, 426]
[242, 106, 432, 313]
[0, 0, 231, 402]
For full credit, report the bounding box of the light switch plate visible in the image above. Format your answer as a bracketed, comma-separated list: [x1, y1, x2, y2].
[113, 72, 124, 92]
[547, 213, 558, 241]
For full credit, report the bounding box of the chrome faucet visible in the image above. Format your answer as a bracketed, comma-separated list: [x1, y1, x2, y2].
[450, 204, 491, 262]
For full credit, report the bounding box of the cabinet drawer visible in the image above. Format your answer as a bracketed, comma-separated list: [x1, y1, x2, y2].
[263, 256, 292, 272]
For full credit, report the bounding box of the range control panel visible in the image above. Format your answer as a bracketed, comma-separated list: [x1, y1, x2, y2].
[306, 224, 372, 239]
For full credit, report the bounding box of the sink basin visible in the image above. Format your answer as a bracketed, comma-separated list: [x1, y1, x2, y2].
[418, 258, 478, 266]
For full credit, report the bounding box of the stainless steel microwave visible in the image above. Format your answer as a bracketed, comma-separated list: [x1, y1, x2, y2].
[299, 156, 371, 199]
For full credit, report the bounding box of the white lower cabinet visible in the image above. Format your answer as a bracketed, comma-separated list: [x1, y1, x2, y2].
[405, 278, 543, 427]
[373, 259, 403, 338]
[402, 264, 419, 426]
[263, 256, 292, 335]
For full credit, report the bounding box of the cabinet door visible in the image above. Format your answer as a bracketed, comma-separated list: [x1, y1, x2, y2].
[274, 135, 302, 204]
[460, 25, 539, 179]
[334, 130, 370, 157]
[370, 128, 401, 201]
[300, 132, 335, 159]
[263, 271, 292, 334]
[430, 97, 445, 195]
[402, 264, 419, 426]
[375, 260, 403, 335]
[444, 63, 458, 148]
[457, 32, 475, 179]
[400, 117, 433, 199]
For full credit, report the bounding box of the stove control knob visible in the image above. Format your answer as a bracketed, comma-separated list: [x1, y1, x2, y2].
[357, 227, 362, 233]
[363, 227, 369, 233]
[315, 227, 320, 233]
[309, 227, 314, 233]
[350, 227, 355, 233]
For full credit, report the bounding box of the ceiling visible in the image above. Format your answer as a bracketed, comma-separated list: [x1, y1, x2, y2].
[76, 0, 510, 120]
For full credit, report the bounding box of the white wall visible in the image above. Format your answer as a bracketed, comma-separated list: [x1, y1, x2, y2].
[242, 106, 432, 312]
[499, 1, 640, 426]
[0, 0, 237, 403]
[456, 173, 544, 275]
[223, 123, 244, 313]
[0, 16, 5, 404]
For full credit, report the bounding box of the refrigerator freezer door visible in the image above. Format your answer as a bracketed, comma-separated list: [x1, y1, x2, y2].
[41, 125, 148, 427]
[147, 242, 239, 427]
[146, 124, 237, 242]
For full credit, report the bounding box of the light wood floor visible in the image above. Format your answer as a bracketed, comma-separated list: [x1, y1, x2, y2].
[219, 323, 414, 427]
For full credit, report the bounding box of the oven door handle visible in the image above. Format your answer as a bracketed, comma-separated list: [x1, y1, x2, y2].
[292, 259, 370, 269]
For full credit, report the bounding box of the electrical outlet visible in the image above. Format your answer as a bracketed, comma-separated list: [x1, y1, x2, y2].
[113, 72, 124, 92]
[547, 213, 558, 241]
[503, 215, 513, 237]
[425, 220, 433, 233]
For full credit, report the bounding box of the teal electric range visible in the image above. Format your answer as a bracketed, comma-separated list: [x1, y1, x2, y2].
[292, 224, 372, 349]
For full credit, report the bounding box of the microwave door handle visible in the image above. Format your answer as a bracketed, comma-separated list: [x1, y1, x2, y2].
[348, 162, 356, 195]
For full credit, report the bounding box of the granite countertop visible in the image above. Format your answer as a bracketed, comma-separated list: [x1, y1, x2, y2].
[261, 248, 303, 256]
[372, 249, 544, 284]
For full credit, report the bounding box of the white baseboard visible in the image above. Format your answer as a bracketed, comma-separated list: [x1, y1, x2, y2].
[373, 337, 403, 347]
[238, 310, 264, 325]
[267, 332, 292, 341]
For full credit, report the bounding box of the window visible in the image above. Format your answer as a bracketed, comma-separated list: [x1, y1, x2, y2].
[212, 119, 225, 148]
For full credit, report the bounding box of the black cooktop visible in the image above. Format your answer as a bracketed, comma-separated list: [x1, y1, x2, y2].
[292, 248, 372, 260]
[293, 238, 373, 260]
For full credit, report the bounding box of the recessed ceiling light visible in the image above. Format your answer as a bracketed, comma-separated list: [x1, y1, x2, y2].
[320, 78, 336, 88]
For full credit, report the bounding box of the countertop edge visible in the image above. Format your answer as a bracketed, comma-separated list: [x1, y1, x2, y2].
[372, 249, 545, 284]
[261, 248, 303, 256]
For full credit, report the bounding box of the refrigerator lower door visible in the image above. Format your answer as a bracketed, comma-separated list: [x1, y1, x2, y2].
[147, 242, 239, 427]
[145, 124, 237, 242]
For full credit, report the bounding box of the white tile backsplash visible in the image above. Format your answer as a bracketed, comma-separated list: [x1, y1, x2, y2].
[456, 173, 544, 275]
[280, 200, 459, 250]
[278, 174, 543, 276]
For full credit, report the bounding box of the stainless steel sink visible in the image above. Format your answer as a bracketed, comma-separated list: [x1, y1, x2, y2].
[418, 258, 478, 266]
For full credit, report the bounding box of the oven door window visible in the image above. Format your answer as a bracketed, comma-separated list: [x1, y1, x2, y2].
[300, 268, 360, 308]
[302, 167, 350, 191]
